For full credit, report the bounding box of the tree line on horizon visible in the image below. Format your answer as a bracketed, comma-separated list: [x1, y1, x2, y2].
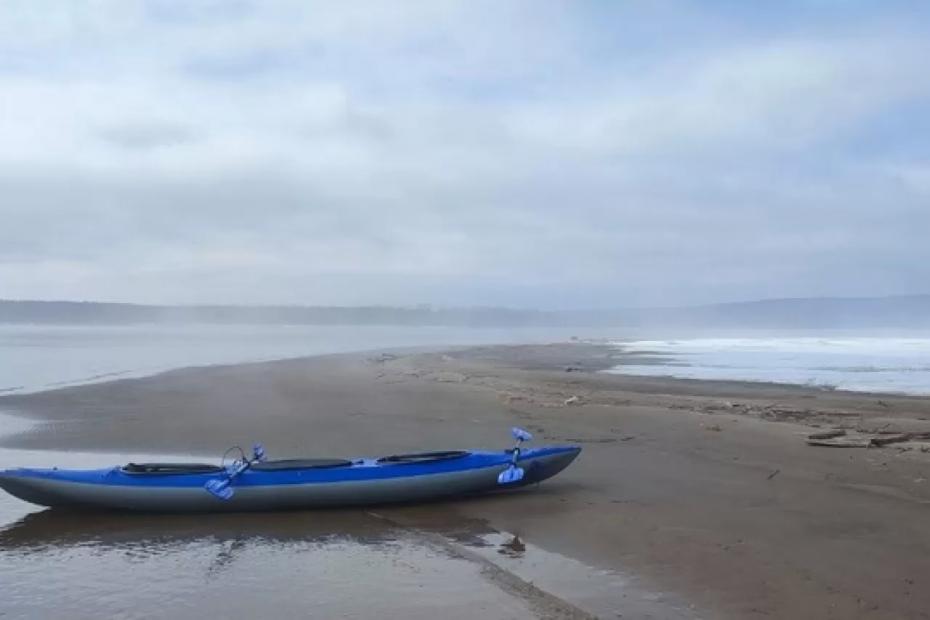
[1, 296, 929, 329]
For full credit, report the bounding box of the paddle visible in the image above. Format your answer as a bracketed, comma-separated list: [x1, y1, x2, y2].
[204, 443, 266, 501]
[497, 427, 533, 485]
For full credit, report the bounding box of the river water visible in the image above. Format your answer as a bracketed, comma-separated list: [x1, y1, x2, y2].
[0, 323, 599, 396]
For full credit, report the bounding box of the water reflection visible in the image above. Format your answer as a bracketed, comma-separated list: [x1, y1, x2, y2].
[0, 508, 399, 554]
[0, 508, 539, 620]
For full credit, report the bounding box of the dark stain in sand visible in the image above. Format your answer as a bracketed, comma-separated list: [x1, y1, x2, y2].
[554, 436, 619, 444]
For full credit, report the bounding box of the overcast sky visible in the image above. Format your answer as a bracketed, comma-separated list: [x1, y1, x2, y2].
[1, 1, 928, 309]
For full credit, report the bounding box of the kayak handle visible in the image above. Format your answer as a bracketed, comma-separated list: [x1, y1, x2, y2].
[498, 427, 533, 485]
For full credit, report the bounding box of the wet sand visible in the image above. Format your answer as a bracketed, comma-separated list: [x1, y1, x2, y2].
[2, 343, 930, 619]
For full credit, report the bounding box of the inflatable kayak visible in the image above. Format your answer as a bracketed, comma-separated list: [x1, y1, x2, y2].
[0, 428, 580, 513]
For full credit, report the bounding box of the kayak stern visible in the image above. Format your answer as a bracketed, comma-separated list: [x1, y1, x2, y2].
[0, 469, 75, 508]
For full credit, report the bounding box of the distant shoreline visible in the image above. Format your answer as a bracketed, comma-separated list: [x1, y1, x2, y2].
[4, 294, 930, 328]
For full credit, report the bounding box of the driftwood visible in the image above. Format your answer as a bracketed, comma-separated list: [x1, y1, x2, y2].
[807, 429, 846, 441]
[868, 432, 930, 447]
[807, 430, 930, 448]
[807, 436, 871, 448]
[869, 434, 912, 447]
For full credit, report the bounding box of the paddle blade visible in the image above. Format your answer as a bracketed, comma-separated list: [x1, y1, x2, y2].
[498, 466, 525, 485]
[205, 478, 234, 500]
[511, 427, 533, 442]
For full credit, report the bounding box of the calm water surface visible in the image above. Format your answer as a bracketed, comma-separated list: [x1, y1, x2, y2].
[0, 324, 597, 395]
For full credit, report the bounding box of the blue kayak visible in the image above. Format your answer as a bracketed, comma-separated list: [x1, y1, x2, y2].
[0, 430, 580, 513]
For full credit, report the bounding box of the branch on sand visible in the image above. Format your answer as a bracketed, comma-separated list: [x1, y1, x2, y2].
[806, 429, 930, 448]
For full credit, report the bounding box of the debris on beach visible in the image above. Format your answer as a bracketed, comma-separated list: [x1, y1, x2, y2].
[806, 432, 871, 447]
[431, 371, 468, 383]
[497, 535, 526, 557]
[563, 395, 584, 406]
[806, 429, 930, 448]
[808, 429, 847, 441]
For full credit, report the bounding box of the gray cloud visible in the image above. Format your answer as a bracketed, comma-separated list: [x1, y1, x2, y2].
[0, 1, 928, 308]
[97, 122, 201, 149]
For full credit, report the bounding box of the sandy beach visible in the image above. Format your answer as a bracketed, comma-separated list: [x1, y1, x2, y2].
[2, 342, 930, 619]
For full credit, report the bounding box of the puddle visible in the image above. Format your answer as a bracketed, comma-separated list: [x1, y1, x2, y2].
[380, 513, 699, 620]
[0, 511, 538, 620]
[472, 532, 695, 619]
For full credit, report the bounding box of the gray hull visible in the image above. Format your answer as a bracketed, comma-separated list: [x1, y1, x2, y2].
[0, 450, 579, 513]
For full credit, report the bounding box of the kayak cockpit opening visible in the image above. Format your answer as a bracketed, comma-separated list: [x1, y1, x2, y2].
[122, 459, 355, 475]
[377, 450, 469, 464]
[122, 463, 225, 475]
[252, 458, 353, 470]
